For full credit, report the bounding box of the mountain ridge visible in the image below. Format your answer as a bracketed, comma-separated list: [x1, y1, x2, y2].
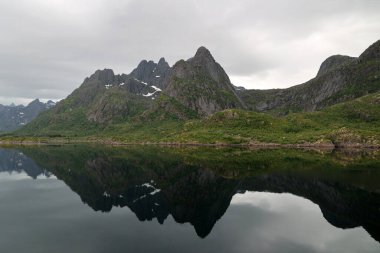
[239, 39, 380, 114]
[9, 39, 380, 145]
[0, 99, 55, 132]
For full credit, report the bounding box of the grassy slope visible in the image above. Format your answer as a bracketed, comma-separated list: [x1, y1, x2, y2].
[2, 92, 379, 146]
[98, 92, 380, 145]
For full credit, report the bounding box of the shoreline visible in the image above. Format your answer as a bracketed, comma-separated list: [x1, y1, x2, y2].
[0, 139, 379, 149]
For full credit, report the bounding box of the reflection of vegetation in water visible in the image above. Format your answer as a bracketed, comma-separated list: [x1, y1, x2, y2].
[16, 145, 380, 240]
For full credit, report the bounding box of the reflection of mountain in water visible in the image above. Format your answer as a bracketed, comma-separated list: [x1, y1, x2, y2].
[0, 148, 51, 179]
[3, 145, 380, 241]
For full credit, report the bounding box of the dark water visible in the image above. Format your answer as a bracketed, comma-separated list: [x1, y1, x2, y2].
[0, 145, 379, 253]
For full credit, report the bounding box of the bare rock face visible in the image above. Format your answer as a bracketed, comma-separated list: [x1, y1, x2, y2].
[87, 69, 116, 83]
[317, 55, 357, 77]
[359, 40, 380, 62]
[163, 46, 245, 117]
[129, 58, 171, 90]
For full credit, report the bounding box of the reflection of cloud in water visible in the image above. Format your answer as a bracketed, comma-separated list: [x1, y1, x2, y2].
[231, 192, 317, 212]
[228, 191, 376, 253]
[0, 171, 56, 181]
[0, 171, 31, 181]
[0, 148, 54, 179]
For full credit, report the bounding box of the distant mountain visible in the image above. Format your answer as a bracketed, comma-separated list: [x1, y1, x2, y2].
[238, 40, 380, 114]
[0, 99, 55, 132]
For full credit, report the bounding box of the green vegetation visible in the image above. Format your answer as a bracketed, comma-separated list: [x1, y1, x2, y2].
[2, 41, 379, 147]
[98, 92, 380, 145]
[3, 92, 379, 146]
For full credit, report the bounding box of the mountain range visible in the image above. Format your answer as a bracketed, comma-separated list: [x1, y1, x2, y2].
[4, 39, 380, 146]
[0, 99, 55, 132]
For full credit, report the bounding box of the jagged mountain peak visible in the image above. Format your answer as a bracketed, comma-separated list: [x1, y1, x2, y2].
[195, 46, 213, 57]
[130, 60, 157, 79]
[190, 46, 215, 63]
[157, 57, 170, 69]
[359, 40, 380, 61]
[88, 68, 115, 83]
[128, 57, 171, 90]
[158, 57, 167, 64]
[29, 98, 41, 104]
[160, 46, 245, 117]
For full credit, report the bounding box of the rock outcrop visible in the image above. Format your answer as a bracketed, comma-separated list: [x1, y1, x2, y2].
[316, 55, 356, 77]
[239, 40, 380, 114]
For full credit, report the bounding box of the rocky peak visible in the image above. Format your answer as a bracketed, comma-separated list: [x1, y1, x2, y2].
[130, 60, 157, 80]
[359, 40, 380, 61]
[317, 55, 356, 77]
[158, 57, 169, 67]
[163, 47, 246, 117]
[28, 99, 42, 106]
[155, 58, 170, 74]
[128, 58, 171, 90]
[192, 46, 215, 62]
[26, 99, 48, 113]
[46, 100, 56, 108]
[187, 46, 231, 85]
[88, 69, 115, 83]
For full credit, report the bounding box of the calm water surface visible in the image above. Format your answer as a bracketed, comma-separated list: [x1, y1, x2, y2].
[0, 145, 379, 253]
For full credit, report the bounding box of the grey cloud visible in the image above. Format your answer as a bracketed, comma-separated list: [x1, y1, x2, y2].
[0, 0, 379, 104]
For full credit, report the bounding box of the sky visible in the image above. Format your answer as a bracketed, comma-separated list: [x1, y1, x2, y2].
[0, 0, 379, 105]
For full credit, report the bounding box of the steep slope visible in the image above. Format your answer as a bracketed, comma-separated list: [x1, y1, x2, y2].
[19, 58, 171, 135]
[0, 99, 55, 132]
[129, 57, 171, 90]
[316, 55, 356, 77]
[155, 47, 245, 117]
[239, 40, 380, 114]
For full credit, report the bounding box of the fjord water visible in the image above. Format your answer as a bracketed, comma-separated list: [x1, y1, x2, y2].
[0, 145, 379, 253]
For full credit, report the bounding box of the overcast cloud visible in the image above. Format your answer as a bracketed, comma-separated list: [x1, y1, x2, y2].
[0, 0, 379, 105]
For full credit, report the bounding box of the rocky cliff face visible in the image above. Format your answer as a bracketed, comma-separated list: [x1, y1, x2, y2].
[359, 40, 380, 61]
[316, 55, 356, 77]
[0, 99, 55, 132]
[129, 57, 171, 90]
[162, 46, 245, 116]
[239, 40, 380, 114]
